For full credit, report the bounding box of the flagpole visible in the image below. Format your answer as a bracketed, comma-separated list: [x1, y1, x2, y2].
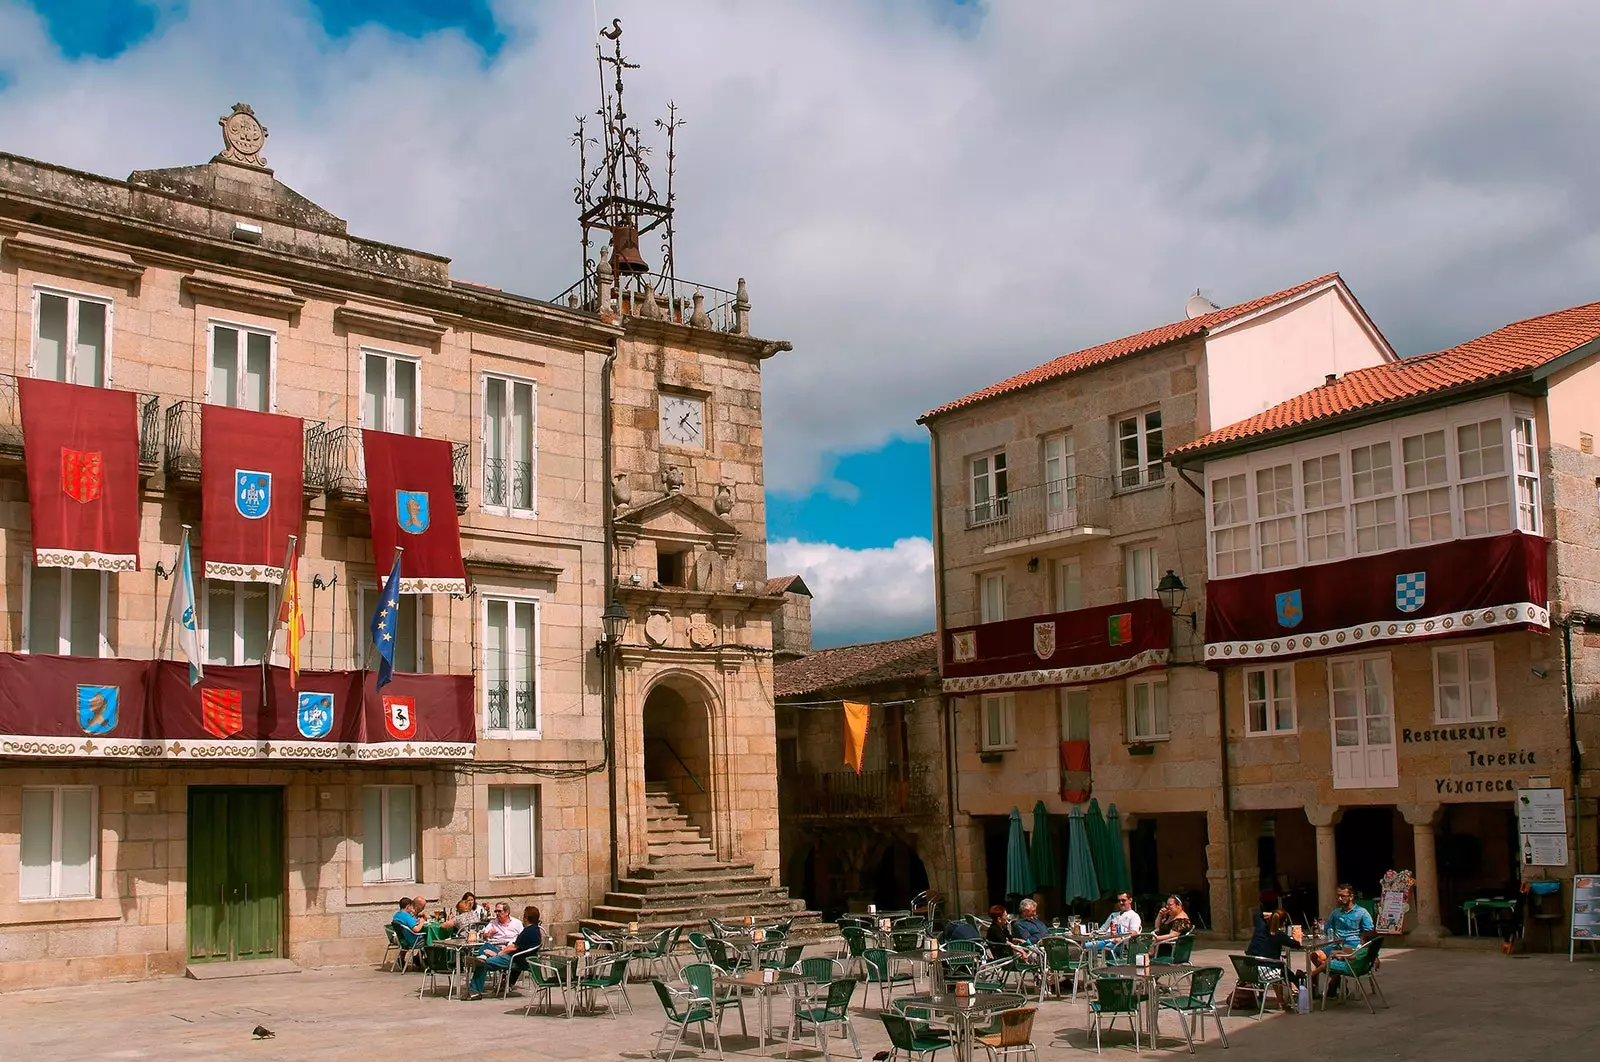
[364, 546, 403, 672]
[264, 534, 298, 700]
[156, 525, 191, 661]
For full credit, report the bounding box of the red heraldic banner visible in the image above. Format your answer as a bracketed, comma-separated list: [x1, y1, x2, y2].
[201, 404, 305, 582]
[19, 378, 141, 570]
[942, 598, 1170, 694]
[1204, 531, 1550, 664]
[361, 429, 466, 594]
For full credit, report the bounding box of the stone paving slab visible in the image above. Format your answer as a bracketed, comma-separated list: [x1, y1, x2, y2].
[1, 945, 1597, 1060]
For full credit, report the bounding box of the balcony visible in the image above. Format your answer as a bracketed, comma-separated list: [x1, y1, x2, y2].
[311, 424, 470, 514]
[0, 373, 160, 469]
[161, 400, 327, 491]
[780, 764, 936, 820]
[965, 475, 1112, 556]
[554, 271, 749, 334]
[483, 457, 533, 511]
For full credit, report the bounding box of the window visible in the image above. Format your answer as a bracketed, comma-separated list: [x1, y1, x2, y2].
[361, 786, 416, 884]
[208, 323, 274, 411]
[1126, 676, 1169, 741]
[1123, 545, 1158, 601]
[362, 350, 420, 435]
[20, 786, 97, 900]
[482, 374, 536, 514]
[358, 586, 419, 672]
[1301, 454, 1346, 562]
[1254, 464, 1298, 569]
[33, 289, 108, 387]
[1328, 654, 1398, 789]
[1059, 687, 1090, 742]
[488, 785, 541, 878]
[1043, 433, 1076, 530]
[1115, 408, 1164, 489]
[657, 550, 686, 588]
[483, 597, 539, 734]
[205, 581, 270, 666]
[978, 572, 1006, 623]
[970, 451, 1008, 524]
[1433, 643, 1497, 723]
[980, 694, 1016, 751]
[24, 567, 108, 656]
[1401, 429, 1452, 544]
[1244, 665, 1296, 735]
[1454, 419, 1509, 537]
[1514, 416, 1540, 533]
[1055, 558, 1082, 612]
[1209, 473, 1251, 577]
[1350, 442, 1397, 554]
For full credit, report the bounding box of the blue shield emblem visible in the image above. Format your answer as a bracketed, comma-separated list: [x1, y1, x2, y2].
[297, 692, 334, 740]
[396, 490, 430, 535]
[235, 470, 272, 520]
[77, 684, 119, 734]
[1275, 589, 1303, 628]
[1395, 572, 1426, 614]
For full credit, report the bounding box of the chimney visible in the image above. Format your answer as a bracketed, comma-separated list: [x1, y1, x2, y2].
[1325, 373, 1338, 386]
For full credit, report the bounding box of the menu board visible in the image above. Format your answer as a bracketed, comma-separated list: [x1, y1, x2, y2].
[1518, 788, 1566, 834]
[1572, 875, 1600, 960]
[1376, 869, 1414, 934]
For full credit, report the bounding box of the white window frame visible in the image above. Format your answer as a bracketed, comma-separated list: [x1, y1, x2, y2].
[1043, 432, 1077, 530]
[361, 785, 417, 884]
[1115, 407, 1164, 490]
[1123, 545, 1158, 601]
[1125, 675, 1169, 742]
[481, 594, 542, 737]
[1300, 453, 1347, 563]
[19, 785, 98, 901]
[1054, 557, 1082, 612]
[969, 450, 1009, 525]
[1513, 413, 1541, 533]
[203, 579, 272, 667]
[1327, 652, 1399, 790]
[480, 372, 538, 518]
[205, 319, 277, 412]
[1209, 473, 1252, 577]
[21, 566, 111, 657]
[980, 693, 1017, 751]
[30, 285, 113, 387]
[1254, 463, 1299, 569]
[357, 585, 421, 672]
[978, 571, 1007, 624]
[1432, 642, 1498, 724]
[1243, 664, 1297, 736]
[1401, 428, 1453, 545]
[488, 784, 542, 879]
[361, 348, 423, 435]
[1059, 686, 1090, 742]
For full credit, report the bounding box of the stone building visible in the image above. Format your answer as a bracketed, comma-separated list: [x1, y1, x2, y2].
[1169, 301, 1600, 943]
[0, 102, 802, 989]
[919, 275, 1393, 932]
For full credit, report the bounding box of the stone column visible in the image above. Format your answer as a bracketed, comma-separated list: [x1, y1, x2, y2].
[1306, 805, 1344, 917]
[1399, 803, 1447, 942]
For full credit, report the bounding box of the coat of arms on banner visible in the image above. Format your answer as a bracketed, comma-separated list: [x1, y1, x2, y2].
[396, 490, 431, 534]
[61, 447, 103, 503]
[201, 688, 244, 739]
[76, 684, 119, 734]
[383, 695, 418, 740]
[1033, 621, 1057, 660]
[1275, 589, 1304, 628]
[297, 691, 334, 739]
[235, 470, 272, 519]
[950, 630, 976, 664]
[1107, 612, 1133, 647]
[1395, 572, 1426, 614]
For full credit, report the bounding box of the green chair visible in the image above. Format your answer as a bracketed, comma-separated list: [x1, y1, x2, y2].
[417, 943, 460, 999]
[1158, 966, 1228, 1053]
[1224, 954, 1282, 1019]
[1006, 944, 1048, 1002]
[863, 947, 915, 1009]
[801, 957, 845, 1004]
[841, 926, 871, 977]
[705, 936, 749, 975]
[651, 979, 722, 1061]
[881, 1011, 950, 1061]
[973, 957, 1015, 995]
[577, 954, 632, 1017]
[790, 978, 862, 1059]
[893, 915, 928, 933]
[523, 958, 571, 1017]
[1121, 933, 1156, 966]
[635, 926, 682, 980]
[382, 923, 420, 972]
[687, 931, 712, 965]
[1154, 932, 1196, 965]
[891, 929, 924, 953]
[1322, 938, 1387, 1013]
[1088, 975, 1143, 1053]
[761, 943, 806, 972]
[683, 961, 747, 1036]
[1040, 936, 1089, 1000]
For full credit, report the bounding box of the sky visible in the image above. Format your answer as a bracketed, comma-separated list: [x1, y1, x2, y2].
[6, 1, 1600, 647]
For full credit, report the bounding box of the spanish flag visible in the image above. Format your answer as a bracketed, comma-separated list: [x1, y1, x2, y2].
[843, 700, 870, 775]
[282, 557, 305, 688]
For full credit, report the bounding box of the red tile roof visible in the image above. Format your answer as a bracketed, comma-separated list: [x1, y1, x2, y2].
[1172, 300, 1600, 460]
[775, 631, 938, 698]
[920, 273, 1342, 421]
[766, 574, 813, 597]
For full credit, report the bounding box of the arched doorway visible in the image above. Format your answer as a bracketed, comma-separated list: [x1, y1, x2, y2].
[642, 679, 715, 840]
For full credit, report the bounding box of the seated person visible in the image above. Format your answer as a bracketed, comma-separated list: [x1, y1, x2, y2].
[440, 898, 481, 934]
[392, 896, 426, 947]
[468, 905, 543, 999]
[480, 902, 523, 946]
[1309, 884, 1374, 981]
[1086, 892, 1142, 953]
[461, 891, 490, 922]
[1152, 895, 1192, 948]
[1244, 900, 1302, 1010]
[1011, 899, 1049, 945]
[983, 905, 1013, 958]
[937, 916, 980, 944]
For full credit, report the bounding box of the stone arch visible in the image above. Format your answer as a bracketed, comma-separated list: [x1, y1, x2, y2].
[640, 668, 722, 843]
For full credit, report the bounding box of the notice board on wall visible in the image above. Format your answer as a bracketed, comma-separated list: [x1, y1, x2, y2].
[1571, 875, 1600, 961]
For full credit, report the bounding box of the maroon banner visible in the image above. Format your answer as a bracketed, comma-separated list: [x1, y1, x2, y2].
[362, 429, 466, 594]
[201, 404, 305, 582]
[19, 378, 141, 571]
[1204, 531, 1550, 664]
[942, 597, 1170, 694]
[1060, 740, 1092, 803]
[0, 654, 474, 761]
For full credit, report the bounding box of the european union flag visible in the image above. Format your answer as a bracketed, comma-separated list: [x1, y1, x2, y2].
[371, 550, 403, 689]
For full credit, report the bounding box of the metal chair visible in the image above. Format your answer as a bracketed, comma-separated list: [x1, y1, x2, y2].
[1322, 938, 1387, 1013]
[705, 936, 749, 975]
[636, 926, 682, 980]
[651, 979, 723, 1061]
[683, 961, 747, 1037]
[841, 925, 871, 976]
[761, 943, 806, 971]
[1157, 966, 1228, 1053]
[975, 1006, 1038, 1062]
[502, 944, 542, 998]
[418, 943, 461, 999]
[1088, 976, 1143, 1053]
[524, 958, 572, 1017]
[1154, 931, 1196, 965]
[881, 1011, 951, 1061]
[863, 947, 916, 1009]
[1224, 954, 1278, 1019]
[790, 978, 862, 1059]
[577, 954, 633, 1017]
[1040, 936, 1089, 1000]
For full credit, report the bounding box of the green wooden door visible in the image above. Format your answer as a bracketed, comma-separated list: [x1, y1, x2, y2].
[187, 787, 284, 963]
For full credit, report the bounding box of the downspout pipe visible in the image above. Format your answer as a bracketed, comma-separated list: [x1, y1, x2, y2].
[602, 340, 620, 892]
[1564, 615, 1584, 872]
[1218, 667, 1236, 939]
[929, 425, 960, 915]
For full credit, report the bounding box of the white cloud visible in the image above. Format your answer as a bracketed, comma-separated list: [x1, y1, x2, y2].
[768, 536, 934, 648]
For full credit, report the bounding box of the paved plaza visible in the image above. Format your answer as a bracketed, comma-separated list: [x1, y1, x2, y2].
[3, 943, 1597, 1061]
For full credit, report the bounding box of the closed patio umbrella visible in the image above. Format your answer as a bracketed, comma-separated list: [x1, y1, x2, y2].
[1105, 803, 1133, 897]
[1063, 805, 1100, 904]
[1084, 798, 1113, 898]
[1029, 800, 1058, 898]
[1004, 806, 1034, 900]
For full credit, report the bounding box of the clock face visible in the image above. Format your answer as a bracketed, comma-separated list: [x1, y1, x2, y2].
[659, 393, 706, 449]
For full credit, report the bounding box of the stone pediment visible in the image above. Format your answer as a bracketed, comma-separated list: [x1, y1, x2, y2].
[128, 161, 348, 236]
[614, 492, 740, 555]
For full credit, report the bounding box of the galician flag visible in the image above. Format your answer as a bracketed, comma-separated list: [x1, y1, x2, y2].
[169, 529, 204, 686]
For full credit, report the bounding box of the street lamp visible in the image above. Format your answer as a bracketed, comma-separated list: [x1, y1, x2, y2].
[600, 599, 630, 650]
[1156, 569, 1197, 631]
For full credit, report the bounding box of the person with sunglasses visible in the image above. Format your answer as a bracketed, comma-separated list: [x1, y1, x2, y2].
[1085, 892, 1142, 954]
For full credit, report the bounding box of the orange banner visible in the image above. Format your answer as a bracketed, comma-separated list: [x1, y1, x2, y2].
[842, 700, 870, 775]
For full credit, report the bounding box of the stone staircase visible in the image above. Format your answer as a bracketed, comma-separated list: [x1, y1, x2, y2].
[578, 783, 831, 941]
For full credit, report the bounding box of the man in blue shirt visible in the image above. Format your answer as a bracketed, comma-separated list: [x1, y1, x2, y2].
[392, 896, 425, 947]
[1311, 884, 1374, 981]
[1011, 899, 1049, 944]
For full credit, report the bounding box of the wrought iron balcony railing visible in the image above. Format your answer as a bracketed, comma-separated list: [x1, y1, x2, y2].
[779, 764, 935, 819]
[163, 401, 326, 490]
[553, 271, 748, 334]
[0, 373, 159, 468]
[483, 457, 533, 510]
[963, 474, 1112, 552]
[484, 680, 536, 731]
[312, 424, 470, 514]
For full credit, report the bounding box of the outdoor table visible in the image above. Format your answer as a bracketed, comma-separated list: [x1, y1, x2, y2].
[897, 991, 1026, 1062]
[431, 937, 481, 1000]
[715, 969, 804, 1053]
[889, 949, 940, 991]
[541, 947, 613, 1017]
[1464, 899, 1518, 937]
[1099, 962, 1196, 1047]
[1285, 936, 1332, 978]
[423, 921, 459, 946]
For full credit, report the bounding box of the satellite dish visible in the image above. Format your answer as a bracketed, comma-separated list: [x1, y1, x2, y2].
[1186, 289, 1220, 320]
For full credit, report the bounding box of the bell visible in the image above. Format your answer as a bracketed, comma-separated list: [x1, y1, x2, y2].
[610, 220, 650, 275]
